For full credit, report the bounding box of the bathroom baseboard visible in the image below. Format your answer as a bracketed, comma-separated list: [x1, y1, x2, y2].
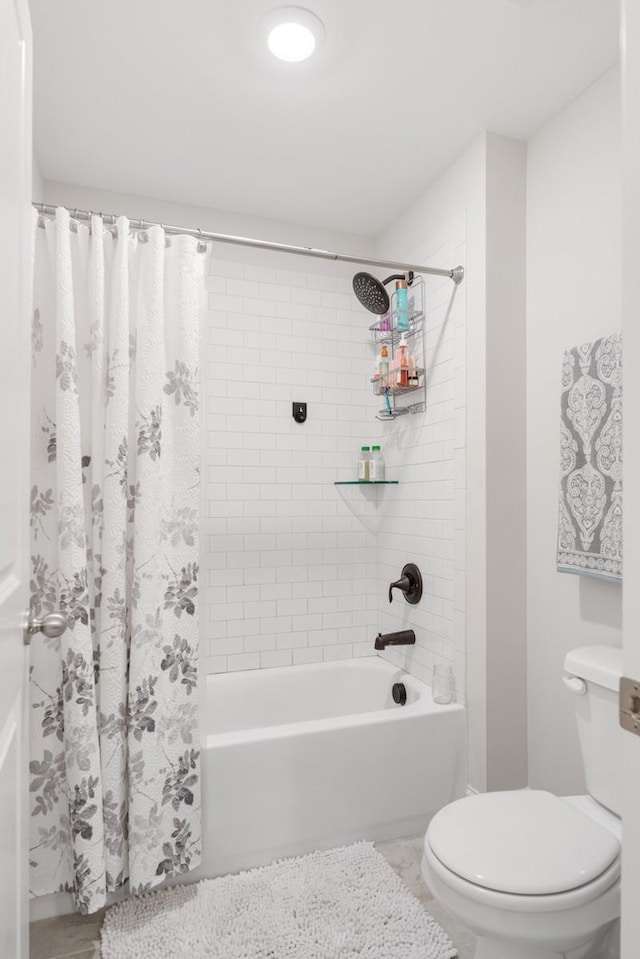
[30, 886, 128, 922]
[30, 891, 75, 922]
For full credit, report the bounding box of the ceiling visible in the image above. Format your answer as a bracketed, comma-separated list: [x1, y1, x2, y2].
[30, 0, 619, 237]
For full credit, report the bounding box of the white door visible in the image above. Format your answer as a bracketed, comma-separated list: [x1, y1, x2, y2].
[621, 0, 640, 956]
[0, 0, 32, 956]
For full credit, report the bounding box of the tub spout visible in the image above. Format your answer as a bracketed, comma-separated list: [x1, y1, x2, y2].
[374, 629, 416, 650]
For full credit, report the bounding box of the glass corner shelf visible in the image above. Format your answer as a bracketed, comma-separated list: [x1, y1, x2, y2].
[334, 480, 399, 486]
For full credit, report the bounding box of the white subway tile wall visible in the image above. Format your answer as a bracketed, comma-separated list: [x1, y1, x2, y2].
[374, 234, 467, 703]
[201, 257, 380, 675]
[202, 234, 466, 700]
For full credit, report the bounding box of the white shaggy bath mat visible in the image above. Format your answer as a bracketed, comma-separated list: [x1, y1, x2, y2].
[101, 841, 457, 959]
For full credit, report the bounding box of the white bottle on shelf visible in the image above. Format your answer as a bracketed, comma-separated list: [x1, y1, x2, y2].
[358, 446, 371, 481]
[369, 446, 385, 481]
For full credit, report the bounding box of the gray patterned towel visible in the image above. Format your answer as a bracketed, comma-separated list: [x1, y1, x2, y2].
[557, 333, 622, 582]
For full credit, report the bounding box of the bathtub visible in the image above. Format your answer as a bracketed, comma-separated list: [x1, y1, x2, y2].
[30, 655, 467, 920]
[191, 656, 467, 881]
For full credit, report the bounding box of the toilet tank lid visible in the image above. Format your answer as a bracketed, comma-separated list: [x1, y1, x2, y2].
[564, 645, 622, 691]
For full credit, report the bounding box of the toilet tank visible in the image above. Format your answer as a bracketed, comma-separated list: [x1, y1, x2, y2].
[564, 645, 623, 816]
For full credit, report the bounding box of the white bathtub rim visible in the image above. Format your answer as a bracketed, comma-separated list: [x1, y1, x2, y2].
[205, 657, 464, 748]
[210, 654, 413, 683]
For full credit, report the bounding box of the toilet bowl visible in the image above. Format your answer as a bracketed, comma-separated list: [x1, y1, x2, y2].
[422, 790, 621, 959]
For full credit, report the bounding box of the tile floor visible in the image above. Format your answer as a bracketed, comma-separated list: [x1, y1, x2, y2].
[30, 835, 476, 959]
[30, 906, 104, 959]
[376, 835, 476, 959]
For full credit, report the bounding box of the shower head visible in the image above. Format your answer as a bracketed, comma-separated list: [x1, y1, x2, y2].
[352, 271, 413, 315]
[353, 272, 389, 315]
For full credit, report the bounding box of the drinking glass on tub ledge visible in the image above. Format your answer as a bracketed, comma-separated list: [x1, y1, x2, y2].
[432, 665, 454, 704]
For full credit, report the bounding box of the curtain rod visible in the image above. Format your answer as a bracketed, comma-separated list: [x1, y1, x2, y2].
[34, 203, 464, 285]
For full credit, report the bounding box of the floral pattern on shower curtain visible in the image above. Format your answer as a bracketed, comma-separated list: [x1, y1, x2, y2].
[29, 208, 202, 913]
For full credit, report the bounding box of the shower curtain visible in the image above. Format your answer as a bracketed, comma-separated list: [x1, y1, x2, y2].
[29, 208, 203, 913]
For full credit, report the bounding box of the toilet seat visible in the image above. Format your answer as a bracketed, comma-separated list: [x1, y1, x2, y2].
[423, 838, 620, 914]
[426, 790, 620, 897]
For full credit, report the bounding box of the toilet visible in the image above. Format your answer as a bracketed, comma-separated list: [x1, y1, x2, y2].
[422, 646, 622, 959]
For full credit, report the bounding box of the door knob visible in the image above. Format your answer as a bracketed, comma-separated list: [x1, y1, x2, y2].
[24, 611, 68, 645]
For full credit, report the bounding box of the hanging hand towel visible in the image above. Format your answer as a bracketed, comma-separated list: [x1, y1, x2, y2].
[557, 333, 622, 582]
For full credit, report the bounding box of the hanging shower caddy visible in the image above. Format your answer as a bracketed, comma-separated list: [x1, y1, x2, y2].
[369, 274, 426, 421]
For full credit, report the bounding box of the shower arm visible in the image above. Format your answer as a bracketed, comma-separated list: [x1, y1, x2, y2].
[34, 204, 465, 286]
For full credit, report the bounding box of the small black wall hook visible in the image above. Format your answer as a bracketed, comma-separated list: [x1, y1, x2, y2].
[292, 402, 307, 424]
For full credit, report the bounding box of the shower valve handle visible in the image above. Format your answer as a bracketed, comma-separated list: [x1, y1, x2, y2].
[388, 576, 411, 603]
[388, 563, 423, 605]
[24, 611, 68, 645]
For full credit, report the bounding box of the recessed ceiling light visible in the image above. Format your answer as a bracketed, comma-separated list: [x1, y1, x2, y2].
[268, 22, 315, 61]
[262, 7, 325, 63]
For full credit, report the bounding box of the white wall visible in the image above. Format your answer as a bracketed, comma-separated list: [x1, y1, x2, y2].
[485, 134, 528, 790]
[621, 4, 640, 955]
[373, 218, 467, 699]
[32, 151, 43, 200]
[200, 256, 379, 672]
[526, 67, 622, 795]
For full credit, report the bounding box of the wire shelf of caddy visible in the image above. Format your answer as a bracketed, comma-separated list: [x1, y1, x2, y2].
[371, 369, 425, 397]
[372, 361, 426, 418]
[368, 311, 422, 346]
[375, 399, 426, 420]
[372, 370, 426, 418]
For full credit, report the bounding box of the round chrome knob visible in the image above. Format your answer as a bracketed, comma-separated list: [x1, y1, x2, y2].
[25, 612, 68, 644]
